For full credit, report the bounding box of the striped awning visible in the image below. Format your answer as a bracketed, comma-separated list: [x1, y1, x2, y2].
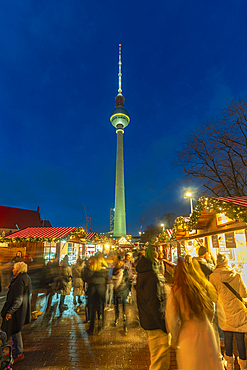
[4, 227, 80, 241]
[166, 229, 173, 238]
[86, 232, 97, 240]
[214, 196, 247, 208]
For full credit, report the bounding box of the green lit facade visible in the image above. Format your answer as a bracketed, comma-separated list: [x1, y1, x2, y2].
[110, 45, 130, 237]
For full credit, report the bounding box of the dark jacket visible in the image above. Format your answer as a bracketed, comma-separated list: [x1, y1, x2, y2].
[46, 260, 61, 290]
[83, 266, 109, 286]
[136, 256, 167, 333]
[83, 267, 109, 305]
[1, 272, 31, 340]
[195, 257, 215, 280]
[112, 267, 130, 299]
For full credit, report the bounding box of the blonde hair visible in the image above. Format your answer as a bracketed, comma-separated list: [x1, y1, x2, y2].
[14, 262, 28, 274]
[173, 258, 214, 320]
[89, 254, 108, 271]
[188, 257, 218, 303]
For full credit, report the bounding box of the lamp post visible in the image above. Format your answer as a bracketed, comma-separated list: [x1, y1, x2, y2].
[184, 191, 193, 215]
[161, 223, 165, 232]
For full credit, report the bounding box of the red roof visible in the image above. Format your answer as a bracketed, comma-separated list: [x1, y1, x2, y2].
[86, 232, 97, 240]
[214, 196, 247, 208]
[4, 227, 78, 240]
[0, 205, 50, 229]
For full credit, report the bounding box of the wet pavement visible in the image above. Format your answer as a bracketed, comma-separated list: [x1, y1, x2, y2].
[0, 290, 178, 370]
[0, 286, 242, 369]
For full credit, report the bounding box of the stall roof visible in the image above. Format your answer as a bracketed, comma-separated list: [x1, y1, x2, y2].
[172, 196, 247, 240]
[213, 196, 247, 207]
[3, 226, 84, 242]
[86, 232, 97, 240]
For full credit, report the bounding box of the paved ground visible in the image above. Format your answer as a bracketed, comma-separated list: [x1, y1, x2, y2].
[0, 284, 242, 370]
[0, 289, 178, 370]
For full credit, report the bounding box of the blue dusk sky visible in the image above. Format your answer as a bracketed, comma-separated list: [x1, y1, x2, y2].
[0, 1, 247, 235]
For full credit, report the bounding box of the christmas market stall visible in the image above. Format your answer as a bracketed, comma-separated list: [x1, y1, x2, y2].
[155, 229, 176, 275]
[1, 226, 87, 264]
[169, 196, 247, 285]
[84, 233, 112, 256]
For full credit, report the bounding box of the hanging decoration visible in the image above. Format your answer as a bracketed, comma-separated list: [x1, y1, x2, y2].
[169, 196, 247, 240]
[0, 226, 87, 243]
[157, 229, 174, 243]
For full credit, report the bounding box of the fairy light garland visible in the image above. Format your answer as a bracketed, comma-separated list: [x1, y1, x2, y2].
[158, 197, 247, 241]
[0, 226, 87, 243]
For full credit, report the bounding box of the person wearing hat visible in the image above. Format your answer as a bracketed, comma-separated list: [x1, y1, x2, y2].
[194, 245, 215, 280]
[210, 254, 247, 370]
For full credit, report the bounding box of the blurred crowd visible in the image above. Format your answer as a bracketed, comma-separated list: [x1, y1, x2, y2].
[1, 245, 247, 370]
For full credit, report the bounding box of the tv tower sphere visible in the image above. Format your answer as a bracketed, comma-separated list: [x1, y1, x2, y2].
[110, 44, 130, 237]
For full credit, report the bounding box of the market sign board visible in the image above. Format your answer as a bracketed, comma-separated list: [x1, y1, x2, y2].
[212, 232, 236, 248]
[216, 213, 234, 227]
[212, 235, 219, 248]
[225, 232, 236, 248]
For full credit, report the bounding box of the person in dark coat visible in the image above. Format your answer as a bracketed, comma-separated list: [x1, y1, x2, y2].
[29, 252, 46, 319]
[112, 260, 130, 335]
[136, 251, 170, 370]
[46, 254, 60, 311]
[83, 254, 108, 335]
[1, 261, 31, 364]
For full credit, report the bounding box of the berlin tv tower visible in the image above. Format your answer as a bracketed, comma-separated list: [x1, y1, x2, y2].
[110, 45, 130, 237]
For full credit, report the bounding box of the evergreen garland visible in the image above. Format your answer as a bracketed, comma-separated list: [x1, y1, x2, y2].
[162, 197, 247, 241]
[0, 226, 87, 243]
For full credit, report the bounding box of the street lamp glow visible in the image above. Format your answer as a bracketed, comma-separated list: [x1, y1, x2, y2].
[184, 190, 193, 215]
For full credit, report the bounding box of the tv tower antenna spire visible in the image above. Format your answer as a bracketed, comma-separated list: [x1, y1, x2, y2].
[118, 44, 122, 95]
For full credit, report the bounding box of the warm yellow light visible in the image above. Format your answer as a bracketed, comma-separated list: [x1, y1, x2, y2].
[185, 192, 192, 197]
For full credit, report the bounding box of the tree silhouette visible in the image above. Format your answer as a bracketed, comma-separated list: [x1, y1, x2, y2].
[173, 97, 247, 196]
[160, 213, 176, 228]
[140, 224, 161, 244]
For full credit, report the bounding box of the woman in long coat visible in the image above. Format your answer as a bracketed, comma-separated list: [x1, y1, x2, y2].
[72, 257, 85, 306]
[112, 260, 130, 334]
[166, 257, 224, 370]
[83, 254, 108, 335]
[210, 254, 247, 370]
[1, 261, 31, 363]
[58, 255, 73, 311]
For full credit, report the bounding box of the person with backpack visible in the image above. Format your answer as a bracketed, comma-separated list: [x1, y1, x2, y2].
[210, 254, 247, 370]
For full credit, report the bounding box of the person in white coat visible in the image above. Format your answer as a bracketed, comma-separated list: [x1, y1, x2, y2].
[210, 254, 247, 370]
[166, 257, 224, 370]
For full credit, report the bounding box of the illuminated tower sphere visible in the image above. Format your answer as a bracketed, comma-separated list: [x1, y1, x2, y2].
[110, 44, 130, 237]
